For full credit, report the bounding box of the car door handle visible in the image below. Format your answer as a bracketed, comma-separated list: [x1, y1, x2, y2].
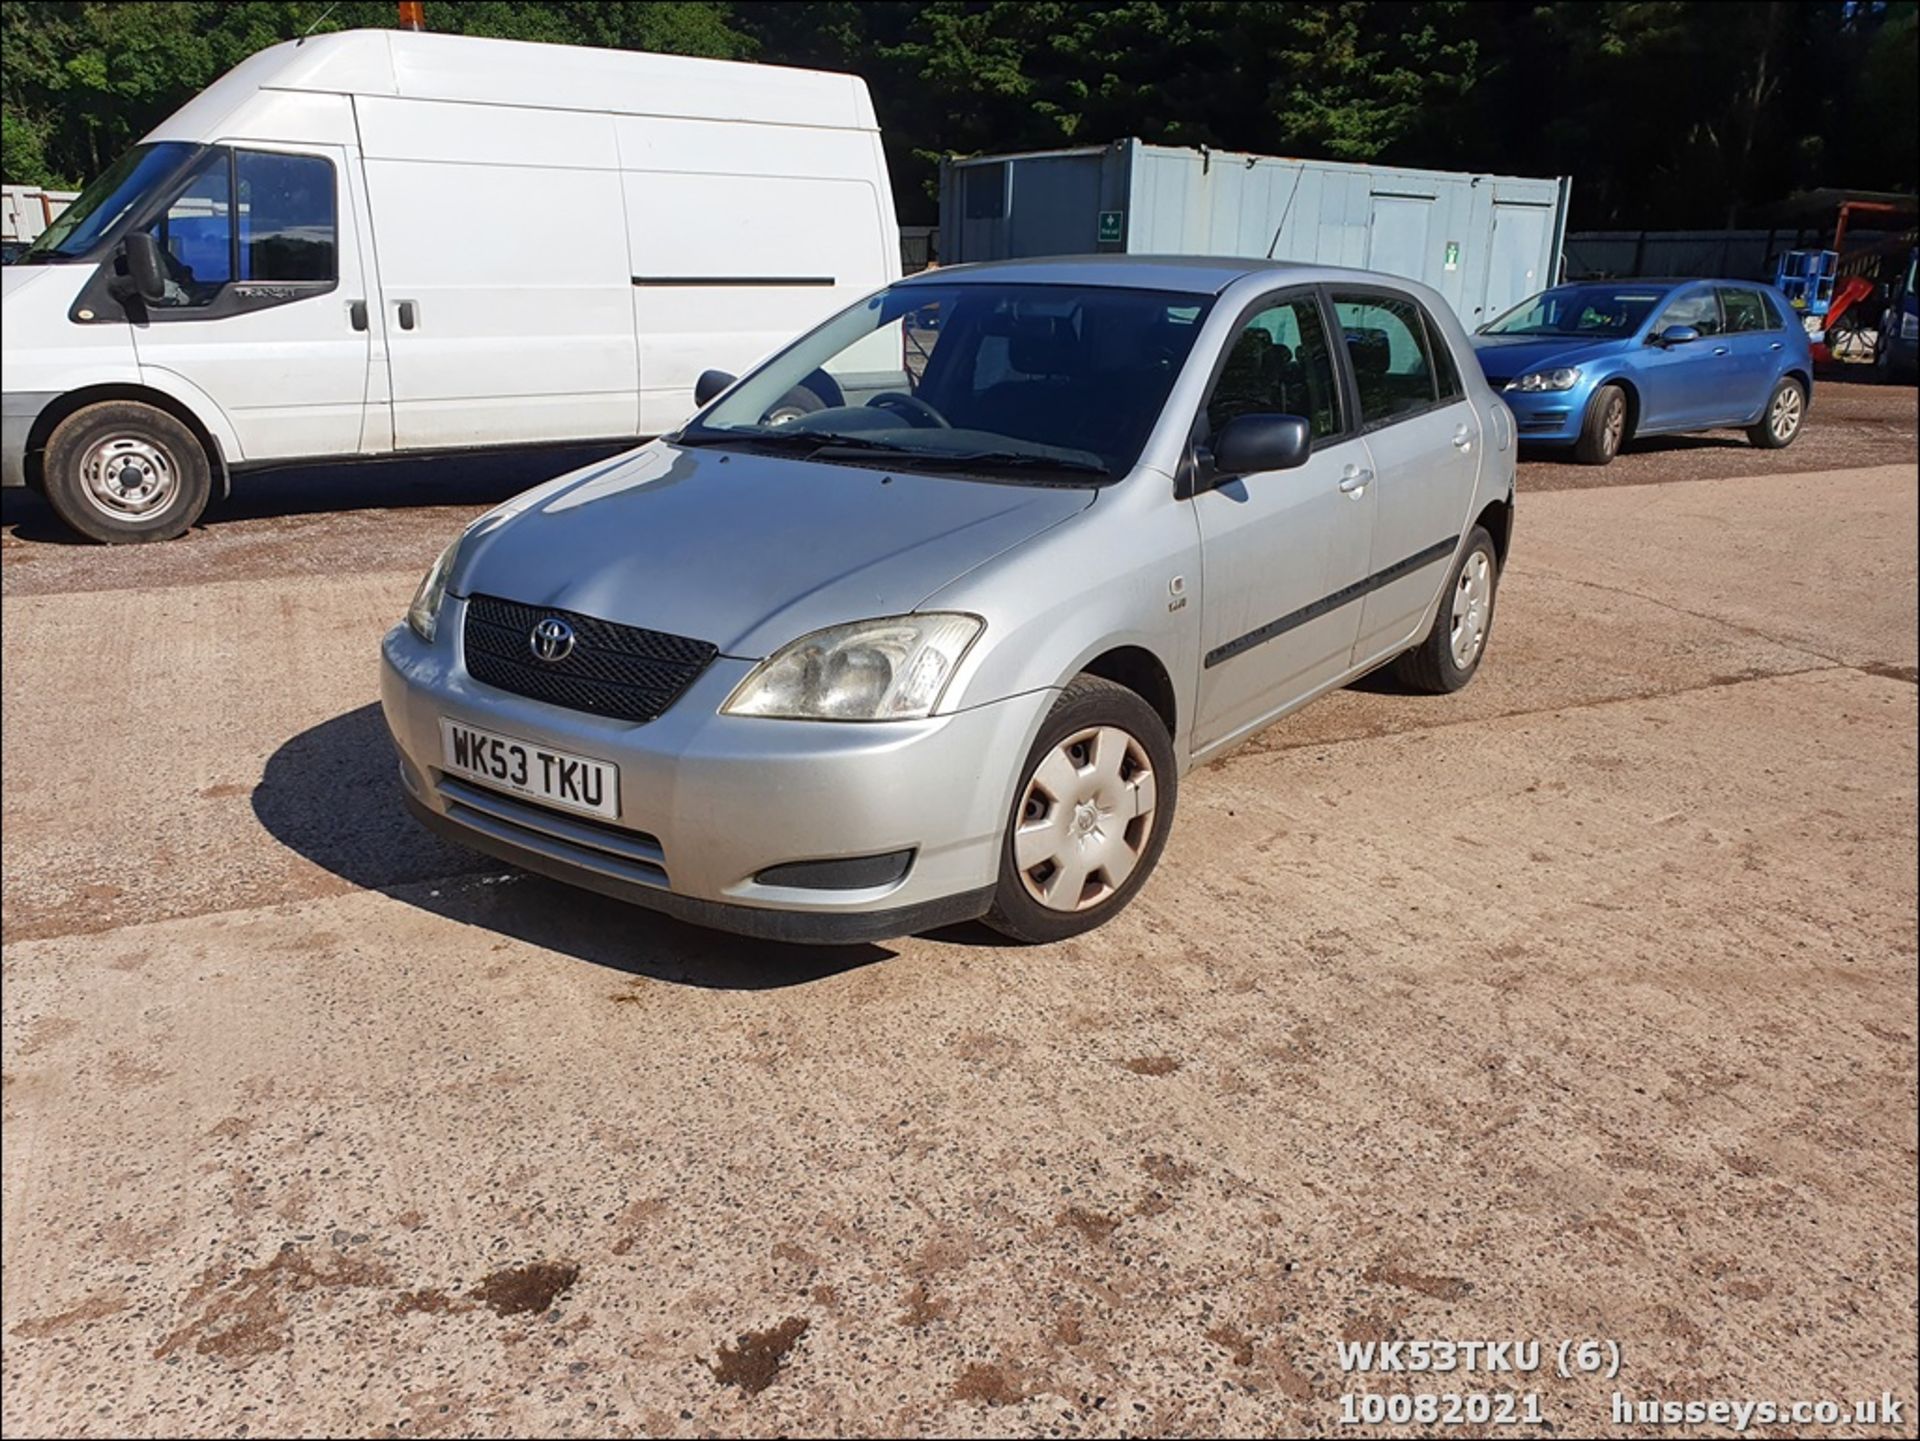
[396, 300, 417, 331]
[1769, 341, 1783, 351]
[1712, 345, 1730, 355]
[348, 299, 368, 331]
[1338, 465, 1372, 495]
[1451, 425, 1473, 452]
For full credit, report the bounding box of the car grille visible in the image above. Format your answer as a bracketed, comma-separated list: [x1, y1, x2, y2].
[1481, 375, 1512, 390]
[462, 594, 718, 724]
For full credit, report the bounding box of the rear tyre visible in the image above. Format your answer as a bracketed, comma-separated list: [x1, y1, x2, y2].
[42, 401, 212, 544]
[1746, 377, 1805, 449]
[1387, 526, 1499, 695]
[1572, 382, 1626, 466]
[983, 675, 1177, 944]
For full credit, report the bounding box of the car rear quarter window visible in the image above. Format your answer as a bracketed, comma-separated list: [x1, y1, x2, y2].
[1759, 290, 1788, 329]
[1718, 288, 1770, 333]
[1332, 292, 1440, 427]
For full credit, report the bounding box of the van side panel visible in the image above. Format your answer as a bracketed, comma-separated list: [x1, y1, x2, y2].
[613, 116, 895, 434]
[356, 95, 639, 448]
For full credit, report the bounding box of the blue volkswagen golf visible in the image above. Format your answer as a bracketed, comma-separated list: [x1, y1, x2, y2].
[1472, 279, 1813, 465]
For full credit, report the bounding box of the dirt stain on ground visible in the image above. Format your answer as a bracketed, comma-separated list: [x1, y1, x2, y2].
[393, 1288, 463, 1317]
[953, 1361, 1027, 1405]
[897, 1281, 950, 1328]
[1205, 1323, 1255, 1366]
[469, 1261, 578, 1317]
[10, 1291, 127, 1338]
[155, 1246, 393, 1362]
[1121, 1055, 1181, 1076]
[1363, 1255, 1473, 1301]
[706, 1316, 808, 1395]
[1056, 1206, 1120, 1246]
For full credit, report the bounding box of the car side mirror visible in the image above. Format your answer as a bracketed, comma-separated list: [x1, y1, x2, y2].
[693, 369, 736, 407]
[1656, 324, 1699, 347]
[120, 231, 166, 305]
[1210, 413, 1312, 480]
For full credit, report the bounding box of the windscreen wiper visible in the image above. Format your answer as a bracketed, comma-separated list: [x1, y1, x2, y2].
[864, 449, 1111, 477]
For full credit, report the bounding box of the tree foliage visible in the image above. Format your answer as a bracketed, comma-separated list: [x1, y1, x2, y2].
[3, 0, 1914, 228]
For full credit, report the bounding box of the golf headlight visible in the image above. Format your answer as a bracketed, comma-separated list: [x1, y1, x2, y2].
[723, 613, 984, 720]
[406, 536, 462, 642]
[1508, 367, 1582, 392]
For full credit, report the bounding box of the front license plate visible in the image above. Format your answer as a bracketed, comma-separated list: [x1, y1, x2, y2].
[439, 718, 619, 819]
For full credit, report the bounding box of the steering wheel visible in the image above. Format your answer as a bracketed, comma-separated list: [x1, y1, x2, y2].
[866, 392, 951, 429]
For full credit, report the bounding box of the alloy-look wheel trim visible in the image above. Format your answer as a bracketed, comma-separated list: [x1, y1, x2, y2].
[1770, 384, 1802, 441]
[1015, 724, 1158, 912]
[1450, 549, 1493, 670]
[78, 435, 178, 519]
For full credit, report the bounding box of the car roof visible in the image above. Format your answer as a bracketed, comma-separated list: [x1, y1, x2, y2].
[901, 254, 1416, 296]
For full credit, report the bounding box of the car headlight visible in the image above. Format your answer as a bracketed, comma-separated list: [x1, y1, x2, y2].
[722, 613, 984, 721]
[406, 536, 462, 642]
[1507, 367, 1582, 392]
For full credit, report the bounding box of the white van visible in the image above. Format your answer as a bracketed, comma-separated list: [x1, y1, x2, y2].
[0, 29, 900, 543]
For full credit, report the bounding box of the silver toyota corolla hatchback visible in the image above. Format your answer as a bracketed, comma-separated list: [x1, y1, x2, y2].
[382, 257, 1516, 944]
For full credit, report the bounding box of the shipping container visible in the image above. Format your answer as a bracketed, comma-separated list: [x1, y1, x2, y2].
[940, 139, 1571, 328]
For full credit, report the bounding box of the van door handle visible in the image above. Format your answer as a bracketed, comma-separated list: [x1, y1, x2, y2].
[348, 299, 367, 331]
[1338, 465, 1372, 495]
[396, 300, 417, 331]
[1451, 425, 1473, 452]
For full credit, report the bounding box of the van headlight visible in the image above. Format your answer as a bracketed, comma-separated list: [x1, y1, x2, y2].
[1507, 367, 1582, 392]
[723, 613, 984, 721]
[406, 536, 463, 642]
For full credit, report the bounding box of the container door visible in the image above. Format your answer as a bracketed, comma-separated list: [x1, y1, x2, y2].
[128, 143, 373, 463]
[1482, 202, 1553, 319]
[1367, 194, 1434, 285]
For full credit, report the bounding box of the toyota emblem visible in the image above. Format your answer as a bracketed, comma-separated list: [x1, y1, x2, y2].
[529, 616, 576, 663]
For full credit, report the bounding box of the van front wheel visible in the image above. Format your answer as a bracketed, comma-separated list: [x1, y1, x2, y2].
[42, 401, 212, 544]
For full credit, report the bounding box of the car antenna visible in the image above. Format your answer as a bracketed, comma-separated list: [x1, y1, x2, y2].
[297, 0, 342, 43]
[1264, 164, 1307, 260]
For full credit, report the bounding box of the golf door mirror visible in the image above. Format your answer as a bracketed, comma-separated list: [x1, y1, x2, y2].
[694, 369, 736, 406]
[120, 231, 166, 305]
[1210, 413, 1313, 480]
[1658, 324, 1700, 347]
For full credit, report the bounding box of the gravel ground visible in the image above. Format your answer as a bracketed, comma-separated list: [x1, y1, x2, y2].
[1, 408, 1915, 1433]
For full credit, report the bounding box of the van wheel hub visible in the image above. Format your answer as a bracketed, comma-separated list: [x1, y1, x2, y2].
[79, 436, 177, 518]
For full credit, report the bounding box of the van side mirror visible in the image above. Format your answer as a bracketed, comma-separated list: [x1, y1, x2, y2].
[1655, 324, 1699, 347]
[121, 232, 166, 305]
[693, 369, 736, 407]
[1210, 413, 1312, 480]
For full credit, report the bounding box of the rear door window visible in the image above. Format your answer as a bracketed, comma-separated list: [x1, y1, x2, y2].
[1331, 292, 1440, 427]
[1718, 288, 1771, 334]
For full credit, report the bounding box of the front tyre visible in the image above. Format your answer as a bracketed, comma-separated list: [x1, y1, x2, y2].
[983, 676, 1177, 943]
[1746, 376, 1805, 449]
[1572, 382, 1627, 466]
[42, 400, 212, 544]
[1387, 526, 1499, 694]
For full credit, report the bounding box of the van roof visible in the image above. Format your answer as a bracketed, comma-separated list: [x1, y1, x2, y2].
[145, 29, 878, 138]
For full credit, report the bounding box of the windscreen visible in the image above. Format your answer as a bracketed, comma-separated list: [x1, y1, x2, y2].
[1481, 284, 1667, 338]
[684, 282, 1214, 481]
[18, 143, 201, 262]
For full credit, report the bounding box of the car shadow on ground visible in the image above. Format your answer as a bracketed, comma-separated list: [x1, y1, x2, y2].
[1, 441, 629, 545]
[253, 703, 893, 989]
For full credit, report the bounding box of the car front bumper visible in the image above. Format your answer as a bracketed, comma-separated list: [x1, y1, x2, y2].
[1498, 385, 1586, 443]
[381, 599, 1053, 943]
